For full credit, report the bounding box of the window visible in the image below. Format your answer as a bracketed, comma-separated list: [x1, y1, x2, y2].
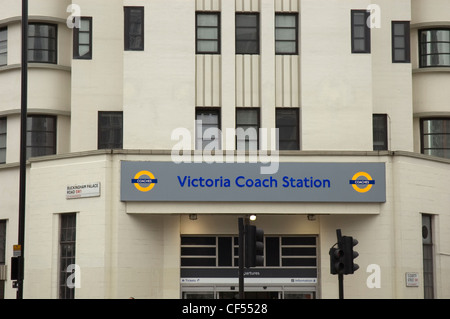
[28, 23, 57, 63]
[392, 21, 410, 63]
[276, 108, 299, 150]
[275, 14, 298, 55]
[98, 112, 123, 149]
[422, 214, 434, 299]
[180, 235, 317, 269]
[373, 114, 388, 151]
[0, 27, 6, 66]
[124, 7, 144, 51]
[196, 12, 220, 54]
[196, 109, 221, 150]
[236, 13, 259, 54]
[26, 115, 56, 159]
[59, 213, 76, 299]
[0, 118, 5, 163]
[421, 118, 450, 159]
[73, 17, 92, 59]
[236, 108, 259, 151]
[419, 29, 450, 67]
[351, 10, 370, 53]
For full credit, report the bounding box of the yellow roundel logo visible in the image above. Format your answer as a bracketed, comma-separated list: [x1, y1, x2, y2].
[349, 171, 375, 193]
[131, 171, 158, 192]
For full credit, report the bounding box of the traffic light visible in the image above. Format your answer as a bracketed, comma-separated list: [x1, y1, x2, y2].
[329, 246, 345, 275]
[245, 224, 264, 268]
[342, 236, 359, 274]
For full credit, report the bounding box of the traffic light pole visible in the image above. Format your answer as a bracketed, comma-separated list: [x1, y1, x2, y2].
[17, 0, 28, 300]
[336, 229, 343, 300]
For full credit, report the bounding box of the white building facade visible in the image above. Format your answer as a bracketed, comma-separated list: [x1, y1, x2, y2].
[0, 0, 449, 299]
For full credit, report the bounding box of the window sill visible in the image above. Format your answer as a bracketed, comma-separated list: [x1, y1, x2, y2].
[0, 63, 71, 73]
[413, 67, 450, 74]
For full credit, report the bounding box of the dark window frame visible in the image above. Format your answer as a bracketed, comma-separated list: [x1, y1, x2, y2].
[235, 12, 260, 55]
[196, 12, 221, 54]
[195, 108, 221, 151]
[276, 108, 300, 151]
[59, 213, 76, 300]
[351, 10, 371, 54]
[275, 13, 299, 55]
[26, 115, 57, 159]
[420, 117, 450, 159]
[0, 117, 6, 164]
[373, 114, 388, 151]
[73, 17, 92, 60]
[392, 21, 410, 63]
[98, 111, 123, 150]
[28, 23, 57, 64]
[236, 108, 260, 151]
[419, 28, 450, 68]
[124, 6, 144, 51]
[0, 27, 7, 66]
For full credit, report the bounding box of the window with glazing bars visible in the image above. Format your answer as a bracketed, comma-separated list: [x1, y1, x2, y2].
[419, 29, 450, 67]
[0, 27, 6, 66]
[236, 108, 259, 151]
[196, 109, 221, 151]
[275, 13, 298, 55]
[276, 108, 299, 150]
[373, 114, 388, 151]
[351, 10, 370, 53]
[421, 118, 450, 159]
[392, 21, 410, 63]
[124, 7, 144, 51]
[236, 13, 259, 54]
[0, 118, 5, 164]
[73, 17, 92, 59]
[59, 213, 76, 299]
[28, 23, 57, 63]
[196, 12, 220, 54]
[98, 112, 123, 149]
[26, 115, 56, 159]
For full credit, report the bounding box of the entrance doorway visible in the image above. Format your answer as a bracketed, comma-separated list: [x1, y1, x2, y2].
[181, 286, 316, 299]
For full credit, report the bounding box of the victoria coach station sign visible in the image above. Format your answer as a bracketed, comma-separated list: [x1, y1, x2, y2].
[120, 161, 385, 203]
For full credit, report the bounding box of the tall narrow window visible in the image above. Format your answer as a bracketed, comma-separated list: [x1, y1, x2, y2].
[73, 17, 92, 59]
[196, 109, 220, 151]
[422, 214, 434, 299]
[236, 108, 259, 151]
[276, 108, 299, 150]
[236, 13, 259, 54]
[373, 114, 388, 151]
[28, 23, 57, 63]
[392, 21, 410, 63]
[0, 27, 6, 66]
[124, 7, 144, 51]
[419, 29, 450, 67]
[59, 213, 76, 299]
[196, 12, 220, 54]
[0, 118, 5, 164]
[351, 10, 370, 53]
[275, 13, 298, 55]
[98, 112, 123, 149]
[26, 115, 56, 159]
[421, 118, 450, 159]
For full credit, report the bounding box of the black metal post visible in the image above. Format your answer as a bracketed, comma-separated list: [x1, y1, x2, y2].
[238, 218, 244, 299]
[17, 0, 28, 299]
[336, 229, 343, 300]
